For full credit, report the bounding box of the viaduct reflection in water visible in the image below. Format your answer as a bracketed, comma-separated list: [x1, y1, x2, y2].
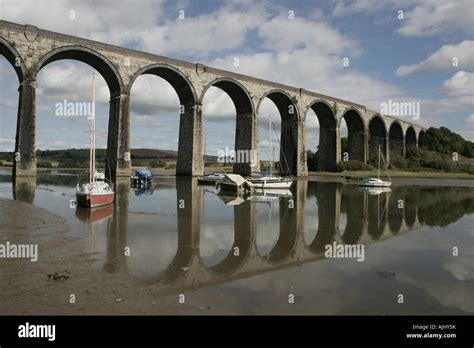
[10, 176, 474, 294]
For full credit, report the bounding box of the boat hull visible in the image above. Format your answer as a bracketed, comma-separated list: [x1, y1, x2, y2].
[247, 178, 293, 189]
[76, 192, 114, 208]
[358, 182, 391, 187]
[250, 182, 293, 189]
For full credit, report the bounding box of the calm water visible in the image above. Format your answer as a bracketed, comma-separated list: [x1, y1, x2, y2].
[1, 169, 474, 314]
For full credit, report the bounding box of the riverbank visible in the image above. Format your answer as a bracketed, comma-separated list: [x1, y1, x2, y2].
[0, 198, 203, 315]
[310, 170, 474, 180]
[2, 166, 474, 180]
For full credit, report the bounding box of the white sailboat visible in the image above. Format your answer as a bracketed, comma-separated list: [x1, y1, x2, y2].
[247, 115, 293, 189]
[359, 145, 391, 187]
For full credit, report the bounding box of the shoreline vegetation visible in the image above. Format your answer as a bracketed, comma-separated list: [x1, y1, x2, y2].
[1, 128, 473, 179]
[0, 165, 473, 180]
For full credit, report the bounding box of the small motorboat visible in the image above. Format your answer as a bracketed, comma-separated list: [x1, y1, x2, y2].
[131, 169, 155, 186]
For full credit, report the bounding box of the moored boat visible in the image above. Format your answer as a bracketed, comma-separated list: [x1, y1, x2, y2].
[75, 73, 114, 208]
[246, 114, 294, 189]
[217, 174, 253, 193]
[358, 178, 391, 188]
[247, 176, 293, 189]
[359, 145, 391, 188]
[197, 173, 226, 185]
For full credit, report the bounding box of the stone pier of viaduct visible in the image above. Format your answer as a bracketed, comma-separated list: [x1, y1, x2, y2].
[0, 21, 425, 177]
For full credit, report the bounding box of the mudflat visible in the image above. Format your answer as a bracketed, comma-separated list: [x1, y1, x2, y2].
[0, 199, 197, 315]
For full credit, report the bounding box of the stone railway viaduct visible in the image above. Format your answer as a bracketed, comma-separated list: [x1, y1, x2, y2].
[0, 21, 425, 177]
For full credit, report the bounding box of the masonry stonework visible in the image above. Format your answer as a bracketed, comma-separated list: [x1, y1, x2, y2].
[0, 20, 425, 177]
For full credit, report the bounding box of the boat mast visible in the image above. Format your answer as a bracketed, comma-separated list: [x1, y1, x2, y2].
[91, 72, 96, 183]
[269, 114, 272, 176]
[378, 145, 381, 180]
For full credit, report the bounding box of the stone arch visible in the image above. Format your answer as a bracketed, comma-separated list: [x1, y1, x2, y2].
[128, 63, 197, 107]
[129, 64, 199, 175]
[34, 46, 127, 176]
[340, 107, 366, 162]
[35, 45, 124, 97]
[200, 77, 254, 115]
[200, 77, 256, 176]
[389, 121, 404, 159]
[368, 115, 387, 163]
[0, 37, 26, 82]
[307, 100, 338, 171]
[257, 89, 299, 121]
[257, 89, 300, 175]
[406, 127, 417, 148]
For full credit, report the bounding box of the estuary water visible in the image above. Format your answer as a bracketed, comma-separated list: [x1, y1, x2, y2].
[0, 169, 473, 315]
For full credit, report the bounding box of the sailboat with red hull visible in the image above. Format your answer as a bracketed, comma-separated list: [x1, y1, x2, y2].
[76, 73, 114, 208]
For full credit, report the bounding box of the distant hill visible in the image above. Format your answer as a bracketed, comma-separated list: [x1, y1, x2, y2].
[0, 148, 217, 162]
[130, 148, 177, 159]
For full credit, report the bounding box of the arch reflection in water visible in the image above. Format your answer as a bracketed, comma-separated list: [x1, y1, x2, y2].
[91, 179, 474, 294]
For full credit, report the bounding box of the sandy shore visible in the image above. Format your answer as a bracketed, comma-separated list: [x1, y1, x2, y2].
[0, 199, 201, 315]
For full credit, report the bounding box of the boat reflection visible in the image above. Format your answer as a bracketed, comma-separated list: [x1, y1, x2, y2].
[359, 186, 392, 195]
[75, 204, 113, 223]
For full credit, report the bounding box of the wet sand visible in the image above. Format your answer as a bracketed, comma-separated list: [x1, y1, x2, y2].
[0, 198, 200, 315]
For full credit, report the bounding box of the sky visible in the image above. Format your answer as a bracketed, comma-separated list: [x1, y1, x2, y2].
[0, 0, 473, 159]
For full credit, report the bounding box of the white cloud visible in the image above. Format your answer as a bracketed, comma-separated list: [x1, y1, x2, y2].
[258, 15, 360, 56]
[135, 3, 267, 57]
[332, 0, 401, 17]
[466, 114, 474, 124]
[130, 75, 180, 116]
[396, 0, 474, 37]
[0, 0, 165, 43]
[396, 41, 474, 76]
[37, 62, 110, 102]
[434, 71, 474, 111]
[442, 71, 474, 97]
[202, 87, 236, 120]
[332, 1, 474, 38]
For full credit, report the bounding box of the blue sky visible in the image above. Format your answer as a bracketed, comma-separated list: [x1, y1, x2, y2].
[0, 0, 473, 159]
